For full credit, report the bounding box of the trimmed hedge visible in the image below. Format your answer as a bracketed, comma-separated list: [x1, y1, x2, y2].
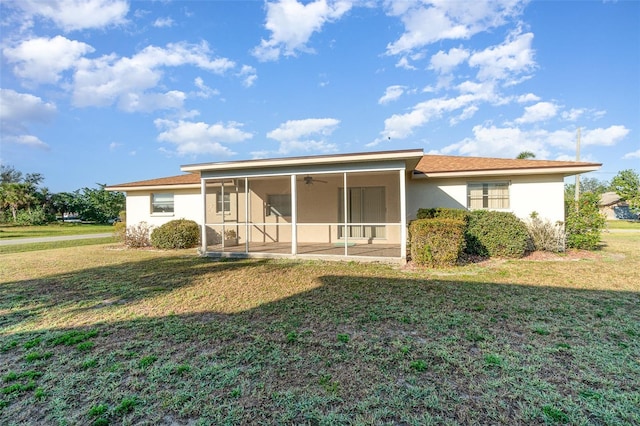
[409, 218, 466, 268]
[150, 219, 200, 249]
[416, 207, 469, 223]
[465, 210, 529, 258]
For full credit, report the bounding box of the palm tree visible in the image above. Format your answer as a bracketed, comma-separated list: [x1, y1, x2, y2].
[516, 151, 536, 159]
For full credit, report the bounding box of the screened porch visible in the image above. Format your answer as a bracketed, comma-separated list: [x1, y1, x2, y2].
[199, 169, 406, 262]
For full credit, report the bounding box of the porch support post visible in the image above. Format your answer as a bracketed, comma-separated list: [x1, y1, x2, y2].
[343, 172, 348, 257]
[399, 168, 407, 260]
[291, 174, 297, 255]
[200, 178, 207, 254]
[245, 177, 249, 253]
[221, 182, 225, 249]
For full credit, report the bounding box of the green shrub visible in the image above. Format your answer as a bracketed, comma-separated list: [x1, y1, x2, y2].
[409, 218, 466, 267]
[466, 210, 529, 258]
[16, 207, 53, 225]
[416, 207, 469, 222]
[123, 222, 151, 248]
[565, 192, 606, 250]
[150, 219, 200, 249]
[526, 212, 565, 252]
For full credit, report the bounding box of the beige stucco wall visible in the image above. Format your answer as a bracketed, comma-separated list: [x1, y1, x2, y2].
[406, 174, 566, 223]
[125, 188, 202, 229]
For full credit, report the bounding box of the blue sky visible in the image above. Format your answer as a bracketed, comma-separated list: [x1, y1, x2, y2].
[1, 0, 638, 193]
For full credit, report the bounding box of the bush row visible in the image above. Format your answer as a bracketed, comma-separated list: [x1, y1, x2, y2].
[410, 208, 531, 267]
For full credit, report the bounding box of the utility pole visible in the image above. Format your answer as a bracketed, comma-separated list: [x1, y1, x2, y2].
[575, 127, 581, 202]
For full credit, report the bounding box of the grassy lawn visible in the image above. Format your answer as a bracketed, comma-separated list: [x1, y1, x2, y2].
[1, 235, 638, 425]
[0, 237, 116, 255]
[0, 223, 115, 240]
[606, 220, 640, 230]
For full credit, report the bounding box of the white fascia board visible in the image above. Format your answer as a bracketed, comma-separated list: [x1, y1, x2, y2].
[412, 165, 601, 179]
[181, 149, 424, 173]
[106, 184, 201, 192]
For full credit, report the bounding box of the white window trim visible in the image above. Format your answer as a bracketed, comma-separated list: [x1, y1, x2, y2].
[150, 192, 175, 216]
[467, 181, 510, 210]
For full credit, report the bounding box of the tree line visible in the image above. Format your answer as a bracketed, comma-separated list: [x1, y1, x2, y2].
[564, 170, 640, 213]
[0, 165, 125, 225]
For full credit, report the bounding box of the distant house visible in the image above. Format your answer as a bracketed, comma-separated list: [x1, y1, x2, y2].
[599, 192, 637, 220]
[106, 149, 600, 262]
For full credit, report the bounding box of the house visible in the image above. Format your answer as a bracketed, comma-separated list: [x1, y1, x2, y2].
[599, 191, 637, 220]
[106, 149, 601, 262]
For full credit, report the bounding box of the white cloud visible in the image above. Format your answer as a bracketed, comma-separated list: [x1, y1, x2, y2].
[154, 119, 253, 156]
[153, 17, 174, 28]
[3, 134, 50, 150]
[437, 124, 630, 159]
[267, 118, 340, 154]
[582, 125, 629, 146]
[238, 65, 258, 88]
[517, 93, 540, 103]
[561, 108, 585, 121]
[429, 47, 470, 74]
[16, 0, 129, 32]
[72, 42, 235, 111]
[194, 77, 220, 99]
[3, 36, 94, 84]
[371, 92, 490, 145]
[119, 91, 186, 113]
[385, 0, 524, 55]
[109, 142, 122, 151]
[449, 105, 479, 125]
[622, 149, 640, 160]
[515, 101, 558, 124]
[378, 85, 406, 104]
[395, 56, 417, 70]
[468, 31, 536, 82]
[0, 89, 56, 150]
[252, 0, 353, 61]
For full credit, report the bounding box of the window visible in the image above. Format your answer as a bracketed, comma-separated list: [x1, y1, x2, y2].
[216, 191, 231, 213]
[267, 194, 291, 217]
[467, 182, 509, 209]
[338, 187, 386, 238]
[151, 193, 174, 214]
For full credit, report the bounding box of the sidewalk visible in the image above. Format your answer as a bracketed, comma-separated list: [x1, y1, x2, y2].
[0, 233, 114, 246]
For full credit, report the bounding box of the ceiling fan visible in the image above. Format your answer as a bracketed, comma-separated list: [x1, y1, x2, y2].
[299, 175, 328, 185]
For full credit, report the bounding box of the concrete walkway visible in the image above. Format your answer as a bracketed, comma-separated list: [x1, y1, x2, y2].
[0, 233, 114, 246]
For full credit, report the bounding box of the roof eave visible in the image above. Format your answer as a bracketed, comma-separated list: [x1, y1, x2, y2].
[181, 149, 425, 173]
[412, 165, 602, 179]
[106, 183, 201, 192]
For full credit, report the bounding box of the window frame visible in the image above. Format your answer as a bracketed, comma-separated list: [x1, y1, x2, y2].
[266, 193, 292, 217]
[216, 191, 231, 214]
[467, 182, 510, 210]
[151, 192, 174, 215]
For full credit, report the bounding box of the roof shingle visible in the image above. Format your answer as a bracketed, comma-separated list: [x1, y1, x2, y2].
[414, 155, 601, 174]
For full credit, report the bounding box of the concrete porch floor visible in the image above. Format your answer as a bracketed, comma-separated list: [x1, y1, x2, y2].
[205, 241, 402, 260]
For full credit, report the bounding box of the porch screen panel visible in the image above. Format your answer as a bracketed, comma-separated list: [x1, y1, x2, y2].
[338, 187, 386, 239]
[362, 186, 385, 238]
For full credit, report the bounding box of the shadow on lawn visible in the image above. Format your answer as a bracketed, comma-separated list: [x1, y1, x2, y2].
[1, 257, 639, 425]
[0, 256, 273, 331]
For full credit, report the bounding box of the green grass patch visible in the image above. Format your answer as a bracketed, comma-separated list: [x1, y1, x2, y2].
[0, 237, 115, 254]
[606, 220, 640, 230]
[138, 355, 157, 369]
[0, 233, 638, 424]
[24, 352, 53, 362]
[0, 224, 114, 239]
